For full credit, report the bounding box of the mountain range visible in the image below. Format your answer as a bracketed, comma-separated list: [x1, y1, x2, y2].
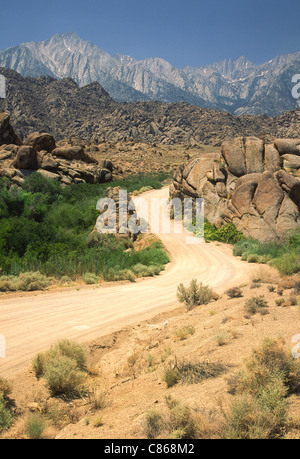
[0, 32, 300, 116]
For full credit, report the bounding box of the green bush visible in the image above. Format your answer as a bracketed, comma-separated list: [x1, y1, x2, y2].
[0, 172, 170, 281]
[0, 396, 13, 433]
[224, 389, 288, 439]
[234, 231, 300, 275]
[25, 414, 46, 439]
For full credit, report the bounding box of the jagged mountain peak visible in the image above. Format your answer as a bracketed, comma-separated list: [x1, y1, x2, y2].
[0, 33, 299, 115]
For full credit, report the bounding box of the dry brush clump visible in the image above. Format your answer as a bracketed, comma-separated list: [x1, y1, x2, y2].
[224, 338, 300, 439]
[177, 279, 217, 311]
[0, 271, 54, 292]
[244, 296, 269, 316]
[143, 396, 211, 440]
[32, 339, 88, 397]
[163, 359, 227, 387]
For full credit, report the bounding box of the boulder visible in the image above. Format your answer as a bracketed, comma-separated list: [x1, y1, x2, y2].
[24, 132, 56, 153]
[51, 146, 97, 164]
[15, 146, 37, 170]
[221, 136, 264, 177]
[274, 139, 300, 156]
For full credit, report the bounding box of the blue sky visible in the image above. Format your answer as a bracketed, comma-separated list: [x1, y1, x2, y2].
[0, 0, 299, 67]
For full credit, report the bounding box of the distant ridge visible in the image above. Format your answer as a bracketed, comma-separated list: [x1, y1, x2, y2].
[0, 33, 300, 116]
[1, 67, 300, 144]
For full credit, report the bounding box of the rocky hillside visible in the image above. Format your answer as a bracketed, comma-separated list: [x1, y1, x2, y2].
[1, 68, 300, 146]
[1, 33, 300, 115]
[170, 137, 300, 242]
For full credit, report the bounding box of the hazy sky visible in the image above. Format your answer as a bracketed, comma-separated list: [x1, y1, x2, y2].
[0, 0, 299, 67]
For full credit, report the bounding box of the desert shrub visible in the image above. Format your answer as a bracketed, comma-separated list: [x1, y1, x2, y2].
[215, 333, 229, 346]
[17, 271, 53, 291]
[272, 253, 300, 276]
[247, 254, 260, 263]
[225, 338, 300, 439]
[225, 287, 243, 298]
[0, 396, 14, 433]
[164, 365, 180, 388]
[88, 387, 106, 411]
[44, 355, 85, 396]
[224, 386, 288, 439]
[82, 272, 99, 285]
[32, 340, 87, 396]
[144, 409, 163, 439]
[244, 296, 269, 315]
[93, 415, 104, 427]
[53, 340, 87, 371]
[25, 414, 46, 439]
[0, 272, 53, 292]
[177, 280, 214, 311]
[116, 269, 136, 282]
[175, 326, 195, 341]
[0, 378, 12, 399]
[33, 353, 46, 379]
[228, 338, 300, 397]
[165, 397, 200, 440]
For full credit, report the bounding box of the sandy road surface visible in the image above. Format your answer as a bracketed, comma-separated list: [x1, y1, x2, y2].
[0, 187, 253, 377]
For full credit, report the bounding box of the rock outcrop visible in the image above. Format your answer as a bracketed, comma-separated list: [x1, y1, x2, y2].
[0, 111, 122, 187]
[170, 137, 300, 242]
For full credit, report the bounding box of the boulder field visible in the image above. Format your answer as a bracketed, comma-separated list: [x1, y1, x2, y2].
[0, 112, 122, 186]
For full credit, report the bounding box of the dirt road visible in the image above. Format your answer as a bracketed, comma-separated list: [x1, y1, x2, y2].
[0, 187, 253, 377]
